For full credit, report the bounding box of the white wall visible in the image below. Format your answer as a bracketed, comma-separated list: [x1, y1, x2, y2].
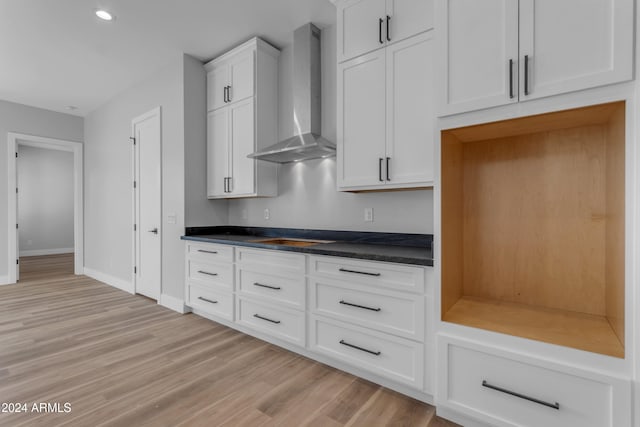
[18, 145, 74, 255]
[84, 54, 226, 300]
[227, 25, 434, 234]
[0, 100, 83, 280]
[184, 55, 229, 227]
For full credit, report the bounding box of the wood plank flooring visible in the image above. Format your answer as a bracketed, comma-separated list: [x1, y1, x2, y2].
[0, 254, 459, 427]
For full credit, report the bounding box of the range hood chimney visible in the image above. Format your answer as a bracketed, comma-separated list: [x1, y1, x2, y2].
[248, 23, 335, 163]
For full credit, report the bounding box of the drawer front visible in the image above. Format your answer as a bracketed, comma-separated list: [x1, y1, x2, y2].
[187, 259, 234, 291]
[440, 338, 631, 427]
[310, 279, 425, 341]
[310, 316, 424, 389]
[309, 256, 425, 294]
[236, 247, 305, 277]
[188, 285, 234, 321]
[237, 268, 305, 310]
[236, 298, 305, 347]
[186, 242, 234, 263]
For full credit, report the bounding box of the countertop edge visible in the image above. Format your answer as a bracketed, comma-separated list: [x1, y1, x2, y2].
[180, 235, 433, 267]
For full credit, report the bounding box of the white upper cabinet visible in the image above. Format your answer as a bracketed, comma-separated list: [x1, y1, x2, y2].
[338, 31, 434, 191]
[518, 0, 634, 102]
[338, 0, 387, 63]
[386, 0, 434, 44]
[338, 50, 387, 188]
[436, 0, 519, 116]
[337, 0, 433, 63]
[205, 38, 279, 199]
[436, 0, 634, 116]
[386, 33, 434, 185]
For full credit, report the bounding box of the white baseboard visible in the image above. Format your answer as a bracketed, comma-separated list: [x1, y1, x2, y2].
[83, 267, 133, 294]
[0, 275, 9, 286]
[159, 294, 191, 314]
[19, 248, 74, 257]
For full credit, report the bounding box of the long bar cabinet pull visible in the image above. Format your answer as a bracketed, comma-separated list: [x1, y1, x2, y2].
[379, 18, 384, 44]
[509, 59, 514, 99]
[339, 339, 381, 356]
[524, 55, 530, 95]
[253, 314, 281, 324]
[339, 300, 381, 312]
[386, 15, 391, 41]
[339, 268, 381, 277]
[197, 296, 218, 304]
[482, 380, 560, 410]
[253, 282, 282, 291]
[198, 270, 218, 276]
[197, 249, 218, 254]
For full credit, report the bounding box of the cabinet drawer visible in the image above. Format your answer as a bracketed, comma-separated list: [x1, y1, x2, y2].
[236, 298, 305, 347]
[439, 337, 631, 427]
[188, 285, 234, 321]
[310, 316, 424, 389]
[237, 268, 305, 310]
[310, 279, 424, 341]
[236, 247, 305, 277]
[186, 242, 234, 263]
[186, 259, 234, 291]
[309, 256, 425, 293]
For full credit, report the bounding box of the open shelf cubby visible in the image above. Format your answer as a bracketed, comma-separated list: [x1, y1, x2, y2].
[441, 101, 625, 358]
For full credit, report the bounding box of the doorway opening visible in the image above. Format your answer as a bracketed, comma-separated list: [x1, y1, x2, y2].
[6, 133, 83, 284]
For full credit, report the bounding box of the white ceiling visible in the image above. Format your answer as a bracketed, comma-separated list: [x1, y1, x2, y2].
[0, 0, 336, 117]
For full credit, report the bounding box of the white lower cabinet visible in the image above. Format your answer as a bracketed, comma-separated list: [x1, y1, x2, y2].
[236, 297, 305, 347]
[437, 335, 632, 427]
[187, 285, 234, 322]
[309, 278, 425, 340]
[310, 315, 424, 390]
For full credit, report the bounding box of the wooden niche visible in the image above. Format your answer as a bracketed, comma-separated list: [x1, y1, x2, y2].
[441, 102, 625, 358]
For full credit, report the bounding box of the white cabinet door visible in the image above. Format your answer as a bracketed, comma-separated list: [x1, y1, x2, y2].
[338, 0, 387, 63]
[436, 0, 519, 116]
[519, 0, 633, 101]
[229, 98, 255, 196]
[386, 0, 433, 44]
[338, 49, 387, 189]
[228, 50, 255, 105]
[386, 31, 434, 186]
[207, 63, 229, 112]
[207, 109, 229, 198]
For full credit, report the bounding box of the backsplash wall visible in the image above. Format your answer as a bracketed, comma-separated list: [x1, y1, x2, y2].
[227, 24, 434, 234]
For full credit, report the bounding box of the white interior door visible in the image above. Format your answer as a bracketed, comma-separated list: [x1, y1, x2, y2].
[133, 108, 161, 300]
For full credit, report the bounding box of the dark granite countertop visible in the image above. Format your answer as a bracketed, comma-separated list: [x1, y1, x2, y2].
[181, 226, 433, 267]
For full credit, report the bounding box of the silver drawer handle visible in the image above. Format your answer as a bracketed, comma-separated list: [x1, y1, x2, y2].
[198, 270, 218, 276]
[482, 380, 560, 410]
[339, 300, 381, 312]
[197, 249, 218, 254]
[339, 339, 381, 356]
[253, 282, 281, 290]
[197, 296, 218, 304]
[338, 268, 381, 277]
[253, 314, 281, 324]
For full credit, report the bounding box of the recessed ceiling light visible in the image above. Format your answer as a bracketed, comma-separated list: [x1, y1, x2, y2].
[95, 10, 113, 21]
[66, 105, 78, 111]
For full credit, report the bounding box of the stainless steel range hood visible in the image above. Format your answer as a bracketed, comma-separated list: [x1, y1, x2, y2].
[248, 23, 335, 163]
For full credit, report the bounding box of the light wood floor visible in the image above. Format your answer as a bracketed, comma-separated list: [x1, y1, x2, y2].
[0, 254, 459, 427]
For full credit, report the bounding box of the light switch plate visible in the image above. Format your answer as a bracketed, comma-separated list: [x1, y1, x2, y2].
[167, 213, 177, 224]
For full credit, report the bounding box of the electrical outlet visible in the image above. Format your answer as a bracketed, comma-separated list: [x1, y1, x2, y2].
[264, 208, 270, 220]
[167, 213, 177, 224]
[364, 208, 374, 222]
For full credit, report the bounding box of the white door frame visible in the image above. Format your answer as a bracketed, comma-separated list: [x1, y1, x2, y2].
[131, 107, 162, 297]
[6, 132, 84, 284]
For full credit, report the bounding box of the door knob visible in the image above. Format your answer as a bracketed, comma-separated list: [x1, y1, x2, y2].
[148, 228, 158, 234]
